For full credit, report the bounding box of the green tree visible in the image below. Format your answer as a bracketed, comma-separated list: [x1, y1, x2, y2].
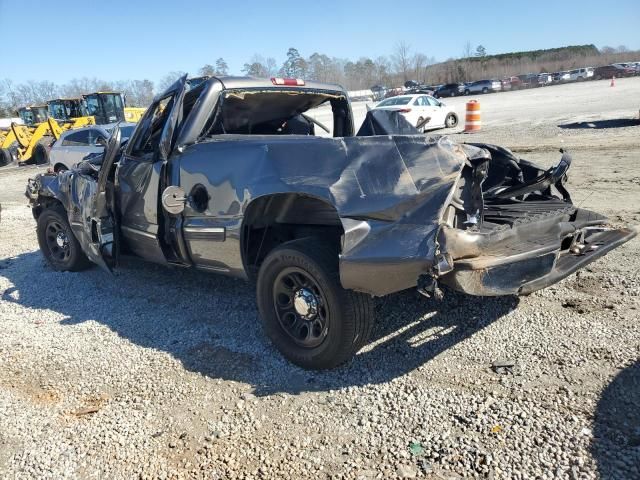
[475, 45, 487, 57]
[281, 48, 307, 78]
[215, 58, 229, 75]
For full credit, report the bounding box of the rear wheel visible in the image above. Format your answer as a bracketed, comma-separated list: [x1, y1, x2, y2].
[445, 113, 458, 128]
[482, 87, 488, 94]
[464, 89, 470, 95]
[37, 206, 91, 271]
[53, 163, 68, 173]
[257, 238, 374, 369]
[32, 137, 53, 165]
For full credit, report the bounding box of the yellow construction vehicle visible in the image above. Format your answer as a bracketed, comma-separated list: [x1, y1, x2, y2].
[1, 93, 146, 166]
[0, 105, 50, 166]
[83, 91, 146, 122]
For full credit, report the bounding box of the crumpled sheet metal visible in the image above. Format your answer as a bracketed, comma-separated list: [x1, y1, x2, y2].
[182, 134, 482, 295]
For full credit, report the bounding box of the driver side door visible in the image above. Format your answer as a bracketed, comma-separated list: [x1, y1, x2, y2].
[115, 76, 188, 265]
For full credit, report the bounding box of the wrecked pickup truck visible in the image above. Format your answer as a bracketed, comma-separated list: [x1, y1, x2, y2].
[26, 75, 637, 369]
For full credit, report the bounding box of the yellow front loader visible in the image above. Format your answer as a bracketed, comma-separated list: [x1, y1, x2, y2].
[6, 99, 96, 165]
[0, 105, 49, 166]
[124, 107, 147, 122]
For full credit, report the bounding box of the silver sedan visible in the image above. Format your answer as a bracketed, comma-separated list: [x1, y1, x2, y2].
[49, 123, 136, 172]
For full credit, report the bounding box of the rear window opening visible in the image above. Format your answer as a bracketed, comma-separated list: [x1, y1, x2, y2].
[203, 89, 353, 138]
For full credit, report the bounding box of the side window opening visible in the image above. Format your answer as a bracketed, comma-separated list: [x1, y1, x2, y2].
[131, 96, 174, 157]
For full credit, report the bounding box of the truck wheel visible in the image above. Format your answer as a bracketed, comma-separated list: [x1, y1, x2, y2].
[0, 149, 11, 167]
[37, 206, 91, 271]
[257, 238, 374, 369]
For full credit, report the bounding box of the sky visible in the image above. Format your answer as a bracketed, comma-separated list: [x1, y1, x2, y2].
[1, 0, 638, 85]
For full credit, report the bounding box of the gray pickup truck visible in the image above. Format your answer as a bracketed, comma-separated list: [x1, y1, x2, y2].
[26, 75, 636, 369]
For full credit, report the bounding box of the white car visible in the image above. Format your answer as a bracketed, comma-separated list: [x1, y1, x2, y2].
[372, 94, 458, 131]
[49, 123, 136, 172]
[569, 67, 594, 81]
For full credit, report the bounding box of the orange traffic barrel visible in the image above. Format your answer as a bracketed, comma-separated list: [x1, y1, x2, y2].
[464, 100, 481, 132]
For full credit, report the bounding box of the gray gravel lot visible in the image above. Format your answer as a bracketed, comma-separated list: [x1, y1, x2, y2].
[1, 78, 639, 479]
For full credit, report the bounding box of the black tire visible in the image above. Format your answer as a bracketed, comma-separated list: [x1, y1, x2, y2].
[482, 87, 488, 94]
[445, 113, 458, 128]
[32, 142, 50, 166]
[257, 238, 374, 369]
[450, 91, 455, 97]
[0, 148, 11, 167]
[37, 206, 91, 272]
[464, 89, 470, 95]
[53, 163, 68, 173]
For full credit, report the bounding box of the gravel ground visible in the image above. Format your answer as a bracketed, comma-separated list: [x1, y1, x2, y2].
[1, 79, 639, 479]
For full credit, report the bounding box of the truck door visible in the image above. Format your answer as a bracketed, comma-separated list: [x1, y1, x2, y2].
[79, 125, 122, 271]
[116, 76, 187, 265]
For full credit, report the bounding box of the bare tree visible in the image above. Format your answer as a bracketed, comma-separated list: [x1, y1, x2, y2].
[158, 71, 187, 91]
[392, 42, 412, 82]
[462, 41, 473, 59]
[199, 64, 216, 76]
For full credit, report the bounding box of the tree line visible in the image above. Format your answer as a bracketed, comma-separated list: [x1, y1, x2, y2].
[1, 44, 637, 117]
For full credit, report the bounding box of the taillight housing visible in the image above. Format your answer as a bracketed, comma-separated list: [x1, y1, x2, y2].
[271, 77, 305, 86]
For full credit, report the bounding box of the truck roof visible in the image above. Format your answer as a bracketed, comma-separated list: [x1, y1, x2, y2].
[208, 76, 347, 94]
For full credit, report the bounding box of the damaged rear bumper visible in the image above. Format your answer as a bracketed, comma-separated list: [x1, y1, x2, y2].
[440, 226, 637, 296]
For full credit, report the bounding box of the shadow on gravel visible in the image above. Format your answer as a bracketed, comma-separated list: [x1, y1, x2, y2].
[592, 360, 640, 479]
[1, 251, 518, 396]
[558, 119, 639, 130]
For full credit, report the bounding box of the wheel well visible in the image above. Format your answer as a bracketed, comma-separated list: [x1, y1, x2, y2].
[241, 193, 344, 277]
[32, 196, 64, 220]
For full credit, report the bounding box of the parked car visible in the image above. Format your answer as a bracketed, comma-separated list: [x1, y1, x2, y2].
[405, 87, 435, 96]
[506, 76, 523, 89]
[568, 68, 594, 81]
[48, 123, 136, 172]
[26, 76, 637, 369]
[500, 78, 512, 91]
[517, 74, 538, 88]
[434, 83, 465, 98]
[594, 64, 636, 79]
[538, 73, 553, 86]
[463, 80, 502, 95]
[554, 71, 571, 82]
[372, 94, 458, 131]
[383, 87, 403, 98]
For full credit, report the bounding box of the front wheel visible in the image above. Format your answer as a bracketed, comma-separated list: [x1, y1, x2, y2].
[464, 89, 470, 95]
[445, 113, 458, 128]
[257, 239, 374, 369]
[37, 206, 91, 271]
[482, 87, 488, 94]
[0, 148, 11, 167]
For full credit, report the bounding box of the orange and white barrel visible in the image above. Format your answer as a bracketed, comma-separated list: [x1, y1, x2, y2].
[464, 100, 481, 133]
